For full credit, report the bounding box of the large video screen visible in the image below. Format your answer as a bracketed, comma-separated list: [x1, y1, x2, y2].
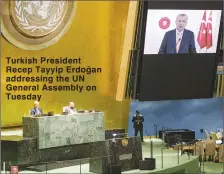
[144, 10, 222, 54]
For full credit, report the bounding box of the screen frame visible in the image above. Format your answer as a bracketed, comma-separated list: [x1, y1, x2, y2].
[139, 54, 217, 101]
[136, 0, 223, 99]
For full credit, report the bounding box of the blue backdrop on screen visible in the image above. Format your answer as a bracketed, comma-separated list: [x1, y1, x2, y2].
[128, 98, 223, 139]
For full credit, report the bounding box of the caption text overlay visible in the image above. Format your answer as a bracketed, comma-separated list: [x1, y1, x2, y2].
[5, 57, 102, 101]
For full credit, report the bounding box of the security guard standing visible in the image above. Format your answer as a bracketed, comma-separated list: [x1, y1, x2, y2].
[132, 110, 144, 142]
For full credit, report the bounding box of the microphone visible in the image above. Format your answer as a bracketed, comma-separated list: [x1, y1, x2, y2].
[184, 44, 189, 53]
[112, 133, 128, 136]
[171, 38, 181, 54]
[112, 133, 128, 143]
[112, 132, 128, 139]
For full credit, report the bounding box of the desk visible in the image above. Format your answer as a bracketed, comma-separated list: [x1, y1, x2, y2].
[23, 112, 105, 149]
[1, 136, 37, 164]
[162, 129, 195, 147]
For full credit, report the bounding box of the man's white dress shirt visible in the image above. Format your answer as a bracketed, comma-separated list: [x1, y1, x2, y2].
[65, 107, 77, 114]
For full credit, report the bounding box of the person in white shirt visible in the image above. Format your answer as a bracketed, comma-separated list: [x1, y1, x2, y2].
[64, 102, 77, 114]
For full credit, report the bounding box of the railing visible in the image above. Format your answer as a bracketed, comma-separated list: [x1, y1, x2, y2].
[214, 67, 224, 97]
[160, 140, 181, 169]
[170, 137, 205, 173]
[2, 155, 113, 174]
[161, 147, 169, 169]
[214, 72, 224, 97]
[158, 130, 205, 173]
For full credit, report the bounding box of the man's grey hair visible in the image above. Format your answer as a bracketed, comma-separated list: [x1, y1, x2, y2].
[34, 100, 39, 105]
[69, 102, 75, 106]
[176, 14, 188, 20]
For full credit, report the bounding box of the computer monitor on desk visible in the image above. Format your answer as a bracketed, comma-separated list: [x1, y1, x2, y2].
[40, 111, 54, 117]
[61, 112, 68, 115]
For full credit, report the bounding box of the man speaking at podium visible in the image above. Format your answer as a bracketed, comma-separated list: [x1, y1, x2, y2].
[158, 14, 196, 54]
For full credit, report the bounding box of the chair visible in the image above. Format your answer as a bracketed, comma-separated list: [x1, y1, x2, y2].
[204, 140, 216, 161]
[218, 145, 223, 162]
[194, 141, 204, 157]
[210, 132, 217, 143]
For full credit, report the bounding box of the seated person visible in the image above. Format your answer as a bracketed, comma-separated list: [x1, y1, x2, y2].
[30, 101, 43, 116]
[89, 108, 95, 113]
[64, 102, 77, 114]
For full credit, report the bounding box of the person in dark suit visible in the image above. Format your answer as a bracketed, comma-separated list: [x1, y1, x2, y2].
[158, 14, 196, 54]
[30, 101, 43, 116]
[132, 110, 144, 142]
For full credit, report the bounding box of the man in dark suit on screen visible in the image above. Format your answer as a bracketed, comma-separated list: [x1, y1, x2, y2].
[158, 14, 196, 54]
[132, 110, 144, 142]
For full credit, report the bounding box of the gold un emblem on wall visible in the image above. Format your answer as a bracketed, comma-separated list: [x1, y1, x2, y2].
[122, 139, 128, 146]
[1, 1, 77, 50]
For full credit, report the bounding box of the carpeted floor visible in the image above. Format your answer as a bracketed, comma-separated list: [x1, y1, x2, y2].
[203, 161, 223, 173]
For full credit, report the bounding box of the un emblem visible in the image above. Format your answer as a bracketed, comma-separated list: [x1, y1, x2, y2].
[1, 1, 77, 50]
[122, 139, 128, 146]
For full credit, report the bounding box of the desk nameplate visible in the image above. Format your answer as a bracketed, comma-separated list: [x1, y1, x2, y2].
[119, 153, 132, 160]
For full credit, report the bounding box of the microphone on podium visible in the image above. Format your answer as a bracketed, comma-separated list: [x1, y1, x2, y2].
[145, 130, 151, 141]
[184, 43, 189, 53]
[112, 133, 128, 142]
[181, 34, 189, 54]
